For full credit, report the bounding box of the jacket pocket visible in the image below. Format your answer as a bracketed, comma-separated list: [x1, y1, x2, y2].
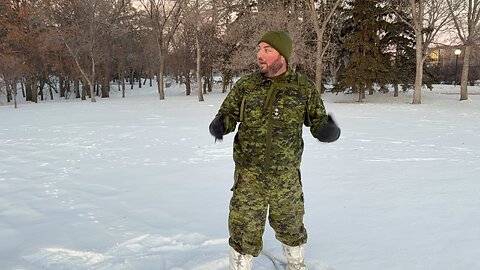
[278, 93, 306, 124]
[242, 96, 266, 127]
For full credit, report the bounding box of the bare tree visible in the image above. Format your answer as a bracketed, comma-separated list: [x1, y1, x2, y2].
[194, 0, 204, 101]
[0, 54, 24, 108]
[447, 0, 480, 101]
[67, 0, 100, 102]
[391, 0, 452, 104]
[140, 0, 184, 100]
[1, 0, 51, 104]
[307, 0, 343, 93]
[169, 24, 195, 95]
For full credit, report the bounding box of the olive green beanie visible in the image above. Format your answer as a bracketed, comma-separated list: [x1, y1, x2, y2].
[258, 30, 293, 62]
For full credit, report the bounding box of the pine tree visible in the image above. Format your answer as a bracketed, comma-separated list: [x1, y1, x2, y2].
[334, 0, 389, 102]
[380, 9, 416, 97]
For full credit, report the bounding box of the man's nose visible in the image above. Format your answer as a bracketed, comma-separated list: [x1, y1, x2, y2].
[257, 50, 264, 59]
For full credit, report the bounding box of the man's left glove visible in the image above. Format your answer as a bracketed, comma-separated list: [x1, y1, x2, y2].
[209, 115, 225, 141]
[315, 114, 341, 143]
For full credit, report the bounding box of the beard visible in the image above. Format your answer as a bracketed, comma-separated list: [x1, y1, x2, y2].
[258, 55, 284, 77]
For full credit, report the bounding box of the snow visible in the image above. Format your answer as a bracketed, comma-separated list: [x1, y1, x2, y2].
[1, 82, 479, 270]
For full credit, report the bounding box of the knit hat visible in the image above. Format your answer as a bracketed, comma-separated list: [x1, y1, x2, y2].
[258, 30, 293, 62]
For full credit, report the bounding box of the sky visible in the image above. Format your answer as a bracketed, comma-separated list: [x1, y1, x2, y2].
[1, 82, 479, 270]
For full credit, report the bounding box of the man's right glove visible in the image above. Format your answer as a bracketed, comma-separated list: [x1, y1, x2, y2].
[209, 115, 225, 141]
[315, 114, 341, 143]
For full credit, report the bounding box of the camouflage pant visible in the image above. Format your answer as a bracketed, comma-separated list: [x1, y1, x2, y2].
[228, 167, 307, 256]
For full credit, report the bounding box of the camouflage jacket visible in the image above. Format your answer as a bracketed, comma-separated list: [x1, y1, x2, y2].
[216, 68, 328, 173]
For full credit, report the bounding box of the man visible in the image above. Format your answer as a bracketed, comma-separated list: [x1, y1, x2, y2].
[209, 30, 340, 270]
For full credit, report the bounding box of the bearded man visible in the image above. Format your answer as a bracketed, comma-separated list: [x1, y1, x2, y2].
[209, 30, 341, 270]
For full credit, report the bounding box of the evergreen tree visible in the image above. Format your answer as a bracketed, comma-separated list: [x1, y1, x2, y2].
[334, 0, 390, 102]
[380, 8, 416, 96]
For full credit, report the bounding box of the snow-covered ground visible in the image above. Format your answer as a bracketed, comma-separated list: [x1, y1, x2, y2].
[1, 82, 479, 270]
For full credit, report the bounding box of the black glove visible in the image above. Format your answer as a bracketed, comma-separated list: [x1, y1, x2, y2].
[315, 114, 340, 143]
[209, 115, 225, 141]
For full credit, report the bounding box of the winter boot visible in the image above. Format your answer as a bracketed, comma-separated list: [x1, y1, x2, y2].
[283, 244, 308, 270]
[229, 247, 253, 270]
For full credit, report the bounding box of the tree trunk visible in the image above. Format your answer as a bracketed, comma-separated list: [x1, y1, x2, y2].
[157, 39, 165, 100]
[120, 72, 125, 98]
[122, 77, 126, 94]
[130, 69, 134, 90]
[102, 77, 109, 98]
[413, 34, 423, 104]
[410, 0, 426, 105]
[75, 79, 80, 99]
[101, 65, 110, 98]
[39, 80, 44, 101]
[207, 71, 212, 92]
[96, 83, 100, 96]
[202, 77, 206, 93]
[315, 43, 324, 94]
[6, 82, 12, 103]
[311, 3, 325, 95]
[90, 57, 96, 102]
[81, 80, 87, 100]
[394, 83, 399, 97]
[202, 75, 210, 94]
[21, 81, 25, 98]
[222, 71, 231, 93]
[195, 23, 204, 102]
[459, 44, 471, 101]
[185, 69, 191, 95]
[13, 83, 17, 108]
[157, 64, 165, 100]
[59, 76, 65, 97]
[25, 79, 32, 102]
[393, 49, 399, 97]
[64, 79, 70, 99]
[330, 64, 339, 85]
[355, 85, 364, 102]
[48, 81, 54, 100]
[138, 71, 142, 88]
[26, 77, 37, 103]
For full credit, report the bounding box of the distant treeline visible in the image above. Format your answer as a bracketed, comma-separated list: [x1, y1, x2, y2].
[0, 0, 478, 105]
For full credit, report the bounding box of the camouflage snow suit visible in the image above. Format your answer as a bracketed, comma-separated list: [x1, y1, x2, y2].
[215, 68, 328, 257]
